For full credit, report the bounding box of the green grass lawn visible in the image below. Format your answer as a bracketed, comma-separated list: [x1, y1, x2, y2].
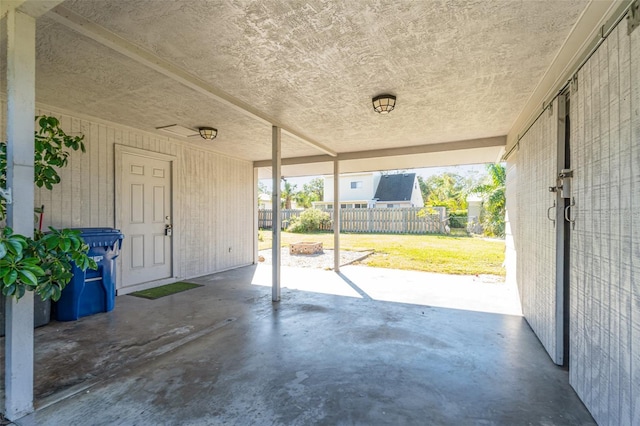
[259, 230, 505, 276]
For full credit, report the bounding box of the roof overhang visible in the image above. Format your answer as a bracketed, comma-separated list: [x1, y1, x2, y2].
[256, 136, 505, 178]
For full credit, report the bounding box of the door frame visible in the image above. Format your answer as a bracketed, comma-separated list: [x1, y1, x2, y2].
[114, 144, 179, 294]
[554, 92, 570, 366]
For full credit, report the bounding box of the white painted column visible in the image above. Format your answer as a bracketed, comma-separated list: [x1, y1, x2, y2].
[271, 126, 281, 302]
[333, 160, 340, 272]
[4, 9, 36, 420]
[253, 167, 259, 264]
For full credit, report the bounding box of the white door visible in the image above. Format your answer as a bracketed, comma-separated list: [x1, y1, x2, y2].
[120, 152, 173, 289]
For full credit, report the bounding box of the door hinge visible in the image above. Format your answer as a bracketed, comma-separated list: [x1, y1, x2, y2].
[629, 0, 639, 35]
[570, 75, 578, 92]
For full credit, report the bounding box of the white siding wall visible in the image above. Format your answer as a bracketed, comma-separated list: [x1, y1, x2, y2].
[22, 107, 255, 281]
[568, 22, 639, 426]
[324, 172, 378, 202]
[513, 98, 559, 363]
[410, 176, 424, 207]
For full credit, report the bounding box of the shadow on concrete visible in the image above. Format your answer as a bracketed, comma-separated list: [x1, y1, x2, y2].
[3, 264, 594, 425]
[336, 272, 373, 300]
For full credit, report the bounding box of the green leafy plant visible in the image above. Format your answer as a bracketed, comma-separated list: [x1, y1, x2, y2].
[287, 208, 331, 233]
[1, 116, 85, 219]
[1, 115, 95, 301]
[0, 227, 96, 301]
[447, 209, 468, 229]
[473, 163, 506, 237]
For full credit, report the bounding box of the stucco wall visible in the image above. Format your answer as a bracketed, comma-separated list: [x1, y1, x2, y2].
[5, 105, 255, 283]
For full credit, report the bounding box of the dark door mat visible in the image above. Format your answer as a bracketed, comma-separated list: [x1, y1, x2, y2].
[128, 282, 203, 300]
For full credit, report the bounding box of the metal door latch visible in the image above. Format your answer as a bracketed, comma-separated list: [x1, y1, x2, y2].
[564, 198, 576, 229]
[547, 201, 556, 228]
[551, 169, 573, 199]
[165, 224, 173, 236]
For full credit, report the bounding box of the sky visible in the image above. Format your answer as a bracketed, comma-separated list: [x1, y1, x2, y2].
[260, 163, 489, 189]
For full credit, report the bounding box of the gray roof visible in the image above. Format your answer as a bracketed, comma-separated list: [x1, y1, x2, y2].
[374, 173, 416, 202]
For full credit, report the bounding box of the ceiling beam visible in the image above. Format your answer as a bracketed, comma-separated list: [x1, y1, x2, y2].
[47, 5, 337, 157]
[253, 136, 506, 168]
[2, 1, 65, 19]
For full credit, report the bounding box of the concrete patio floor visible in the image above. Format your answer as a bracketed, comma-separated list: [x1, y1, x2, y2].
[5, 264, 594, 425]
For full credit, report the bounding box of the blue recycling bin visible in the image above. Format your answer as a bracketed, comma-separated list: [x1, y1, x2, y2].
[55, 228, 124, 321]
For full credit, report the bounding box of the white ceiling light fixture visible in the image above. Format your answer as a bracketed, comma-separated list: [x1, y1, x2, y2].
[372, 94, 396, 114]
[198, 127, 218, 140]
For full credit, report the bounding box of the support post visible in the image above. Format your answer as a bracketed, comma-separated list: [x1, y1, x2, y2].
[271, 126, 281, 302]
[4, 9, 36, 420]
[333, 160, 340, 272]
[253, 167, 259, 264]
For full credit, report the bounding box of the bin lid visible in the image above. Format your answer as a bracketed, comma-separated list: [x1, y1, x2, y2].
[69, 227, 124, 249]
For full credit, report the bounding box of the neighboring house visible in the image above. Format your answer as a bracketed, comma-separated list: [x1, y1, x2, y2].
[258, 193, 272, 210]
[313, 172, 423, 209]
[373, 173, 424, 208]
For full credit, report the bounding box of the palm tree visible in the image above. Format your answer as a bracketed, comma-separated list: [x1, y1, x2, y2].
[281, 179, 297, 209]
[473, 163, 506, 237]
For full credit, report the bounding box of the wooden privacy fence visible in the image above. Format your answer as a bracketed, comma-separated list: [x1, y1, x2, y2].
[258, 208, 447, 234]
[258, 209, 301, 229]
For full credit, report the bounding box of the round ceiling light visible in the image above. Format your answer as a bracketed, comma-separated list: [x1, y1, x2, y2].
[198, 127, 218, 140]
[372, 94, 396, 114]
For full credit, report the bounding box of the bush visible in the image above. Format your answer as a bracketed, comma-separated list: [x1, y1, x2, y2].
[287, 208, 331, 233]
[448, 209, 468, 229]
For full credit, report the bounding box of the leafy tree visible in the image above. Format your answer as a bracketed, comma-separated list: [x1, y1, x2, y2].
[295, 177, 324, 209]
[420, 172, 469, 211]
[473, 163, 506, 237]
[258, 181, 270, 196]
[417, 175, 429, 206]
[304, 178, 323, 202]
[258, 181, 271, 208]
[294, 192, 312, 209]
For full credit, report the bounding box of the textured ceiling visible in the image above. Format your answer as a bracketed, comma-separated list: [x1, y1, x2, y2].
[17, 0, 590, 162]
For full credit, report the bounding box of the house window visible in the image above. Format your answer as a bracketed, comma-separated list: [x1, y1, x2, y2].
[354, 203, 366, 208]
[387, 204, 394, 208]
[341, 203, 349, 209]
[350, 181, 363, 189]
